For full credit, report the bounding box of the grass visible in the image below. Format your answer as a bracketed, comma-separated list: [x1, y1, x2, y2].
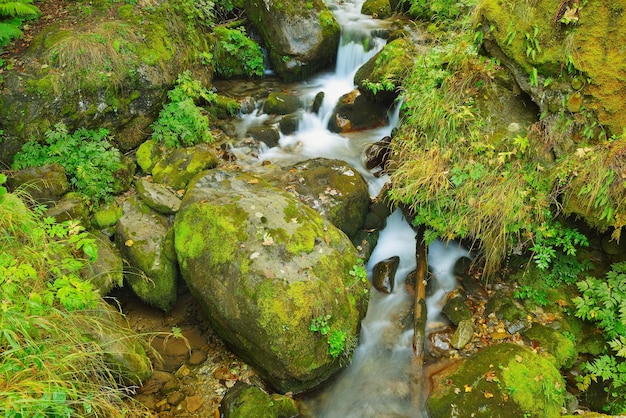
[0, 183, 151, 417]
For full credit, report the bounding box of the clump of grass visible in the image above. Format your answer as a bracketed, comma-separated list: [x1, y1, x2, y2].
[0, 178, 151, 417]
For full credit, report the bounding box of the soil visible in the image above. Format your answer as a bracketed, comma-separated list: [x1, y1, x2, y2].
[110, 287, 258, 417]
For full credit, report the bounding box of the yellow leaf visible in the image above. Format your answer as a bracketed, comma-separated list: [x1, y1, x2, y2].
[125, 239, 134, 247]
[484, 390, 494, 398]
[464, 384, 473, 393]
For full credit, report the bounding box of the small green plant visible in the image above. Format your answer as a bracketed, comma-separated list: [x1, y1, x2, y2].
[524, 25, 541, 61]
[309, 314, 332, 335]
[213, 26, 264, 78]
[513, 285, 549, 306]
[349, 259, 368, 284]
[328, 330, 347, 359]
[574, 262, 626, 413]
[151, 71, 216, 148]
[12, 123, 122, 202]
[529, 221, 588, 270]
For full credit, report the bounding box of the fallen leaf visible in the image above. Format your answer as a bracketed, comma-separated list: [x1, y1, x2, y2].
[515, 355, 523, 363]
[464, 384, 473, 393]
[248, 179, 259, 184]
[485, 370, 497, 382]
[125, 239, 134, 247]
[484, 390, 494, 398]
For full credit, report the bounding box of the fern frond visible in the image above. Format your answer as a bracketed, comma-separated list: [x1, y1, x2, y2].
[0, 21, 22, 46]
[0, 1, 40, 19]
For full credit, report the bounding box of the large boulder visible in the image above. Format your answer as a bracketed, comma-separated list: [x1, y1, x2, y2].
[174, 169, 370, 393]
[327, 89, 390, 133]
[0, 2, 214, 164]
[265, 158, 371, 239]
[115, 196, 178, 312]
[427, 343, 566, 418]
[244, 0, 340, 80]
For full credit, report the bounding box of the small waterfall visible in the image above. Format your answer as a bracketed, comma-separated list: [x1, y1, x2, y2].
[227, 1, 471, 415]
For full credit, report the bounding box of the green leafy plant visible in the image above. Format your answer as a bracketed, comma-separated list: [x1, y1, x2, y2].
[574, 262, 626, 413]
[328, 330, 347, 359]
[513, 285, 548, 307]
[524, 25, 541, 61]
[213, 26, 264, 78]
[12, 123, 122, 202]
[0, 0, 40, 48]
[151, 71, 216, 148]
[309, 314, 332, 335]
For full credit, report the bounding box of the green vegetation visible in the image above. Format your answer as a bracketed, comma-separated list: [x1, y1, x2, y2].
[213, 26, 264, 78]
[0, 176, 149, 416]
[309, 315, 348, 359]
[150, 71, 216, 148]
[12, 123, 122, 202]
[0, 0, 39, 49]
[574, 262, 626, 414]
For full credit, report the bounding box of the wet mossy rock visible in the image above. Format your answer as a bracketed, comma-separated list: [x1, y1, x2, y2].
[265, 158, 370, 239]
[0, 1, 213, 164]
[220, 381, 299, 418]
[151, 144, 219, 190]
[427, 343, 566, 418]
[263, 92, 302, 115]
[476, 0, 626, 136]
[327, 89, 389, 133]
[522, 323, 577, 369]
[361, 0, 392, 20]
[115, 196, 178, 312]
[174, 169, 370, 394]
[354, 37, 416, 105]
[243, 0, 340, 81]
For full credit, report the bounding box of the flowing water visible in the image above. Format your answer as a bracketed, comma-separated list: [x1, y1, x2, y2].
[228, 1, 470, 415]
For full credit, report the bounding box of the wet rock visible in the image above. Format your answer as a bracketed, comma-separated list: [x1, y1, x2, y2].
[92, 200, 123, 229]
[427, 343, 566, 418]
[8, 164, 68, 204]
[263, 92, 302, 115]
[428, 327, 454, 357]
[220, 381, 298, 418]
[185, 395, 204, 413]
[174, 169, 369, 393]
[166, 391, 185, 406]
[442, 295, 472, 325]
[135, 178, 181, 215]
[327, 89, 389, 133]
[279, 112, 301, 135]
[372, 256, 399, 294]
[361, 0, 392, 18]
[239, 97, 257, 114]
[311, 91, 325, 114]
[450, 319, 474, 349]
[244, 0, 340, 81]
[136, 139, 165, 174]
[115, 196, 178, 312]
[485, 289, 526, 323]
[246, 125, 281, 148]
[365, 136, 392, 177]
[139, 371, 177, 395]
[354, 38, 416, 106]
[188, 349, 208, 366]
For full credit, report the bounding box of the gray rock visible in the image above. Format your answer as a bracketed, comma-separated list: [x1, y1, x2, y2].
[136, 178, 181, 215]
[115, 196, 178, 312]
[450, 319, 474, 349]
[372, 256, 399, 294]
[8, 164, 68, 204]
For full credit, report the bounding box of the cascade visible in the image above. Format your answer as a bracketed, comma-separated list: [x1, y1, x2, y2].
[234, 1, 470, 415]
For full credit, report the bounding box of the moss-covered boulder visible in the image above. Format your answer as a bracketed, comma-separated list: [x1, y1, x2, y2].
[151, 144, 219, 190]
[427, 343, 566, 418]
[361, 0, 392, 19]
[354, 37, 416, 106]
[263, 92, 303, 115]
[174, 169, 370, 393]
[220, 381, 299, 418]
[0, 1, 214, 164]
[243, 0, 340, 81]
[522, 323, 577, 369]
[265, 158, 370, 239]
[135, 178, 181, 215]
[7, 164, 69, 205]
[115, 196, 178, 312]
[81, 232, 124, 296]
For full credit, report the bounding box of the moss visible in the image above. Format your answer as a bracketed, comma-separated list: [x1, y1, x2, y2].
[427, 343, 565, 418]
[93, 201, 123, 228]
[174, 203, 248, 266]
[318, 10, 339, 38]
[522, 324, 576, 369]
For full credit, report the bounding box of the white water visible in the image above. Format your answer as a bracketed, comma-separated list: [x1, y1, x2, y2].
[237, 1, 471, 415]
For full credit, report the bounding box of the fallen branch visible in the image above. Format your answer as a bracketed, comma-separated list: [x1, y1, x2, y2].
[410, 226, 428, 415]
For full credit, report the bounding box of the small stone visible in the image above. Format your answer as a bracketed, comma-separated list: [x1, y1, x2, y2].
[451, 319, 474, 349]
[174, 364, 192, 379]
[167, 391, 185, 407]
[185, 395, 204, 413]
[138, 371, 176, 395]
[188, 349, 208, 366]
